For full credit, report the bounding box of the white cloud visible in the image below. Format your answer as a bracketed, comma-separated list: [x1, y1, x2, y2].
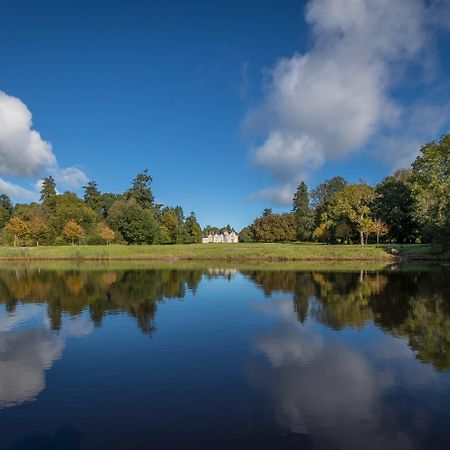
[0, 91, 88, 200]
[245, 0, 449, 204]
[0, 91, 55, 177]
[53, 167, 89, 190]
[0, 177, 38, 201]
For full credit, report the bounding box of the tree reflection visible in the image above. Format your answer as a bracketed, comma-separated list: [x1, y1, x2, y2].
[0, 266, 448, 370]
[244, 268, 450, 371]
[0, 268, 203, 336]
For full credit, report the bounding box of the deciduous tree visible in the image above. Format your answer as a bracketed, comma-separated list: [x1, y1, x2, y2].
[332, 182, 376, 245]
[97, 223, 115, 245]
[29, 218, 50, 246]
[371, 218, 389, 244]
[63, 220, 86, 244]
[411, 135, 450, 247]
[5, 217, 31, 246]
[374, 171, 417, 243]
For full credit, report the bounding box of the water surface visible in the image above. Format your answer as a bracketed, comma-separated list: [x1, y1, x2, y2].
[0, 264, 449, 449]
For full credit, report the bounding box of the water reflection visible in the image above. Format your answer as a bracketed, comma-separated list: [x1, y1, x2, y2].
[0, 267, 449, 371]
[243, 268, 450, 371]
[0, 265, 449, 449]
[248, 295, 445, 449]
[0, 269, 203, 336]
[0, 304, 92, 408]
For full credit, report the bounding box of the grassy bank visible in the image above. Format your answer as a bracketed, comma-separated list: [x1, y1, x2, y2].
[0, 243, 446, 262]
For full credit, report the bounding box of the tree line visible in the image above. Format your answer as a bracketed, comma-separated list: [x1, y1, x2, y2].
[239, 134, 450, 248]
[0, 169, 203, 246]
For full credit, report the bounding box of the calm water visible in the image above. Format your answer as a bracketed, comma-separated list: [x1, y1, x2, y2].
[0, 264, 449, 450]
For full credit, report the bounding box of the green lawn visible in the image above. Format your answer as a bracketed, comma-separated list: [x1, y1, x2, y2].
[0, 242, 446, 261]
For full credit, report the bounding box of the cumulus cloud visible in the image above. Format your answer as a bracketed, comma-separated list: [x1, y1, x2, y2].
[53, 167, 89, 190]
[0, 178, 37, 201]
[0, 92, 55, 177]
[245, 0, 450, 204]
[0, 91, 88, 200]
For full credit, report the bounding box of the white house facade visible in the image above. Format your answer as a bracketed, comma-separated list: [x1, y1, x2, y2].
[202, 231, 239, 244]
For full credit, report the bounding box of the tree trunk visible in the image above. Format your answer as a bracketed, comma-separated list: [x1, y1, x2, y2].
[360, 230, 364, 245]
[376, 233, 380, 244]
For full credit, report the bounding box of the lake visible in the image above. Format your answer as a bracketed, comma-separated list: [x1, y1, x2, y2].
[0, 264, 449, 450]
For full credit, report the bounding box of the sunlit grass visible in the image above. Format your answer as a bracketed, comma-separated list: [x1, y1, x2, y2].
[0, 242, 445, 261]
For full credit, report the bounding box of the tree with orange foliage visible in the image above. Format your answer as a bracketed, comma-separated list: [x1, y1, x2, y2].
[63, 220, 85, 245]
[97, 223, 115, 245]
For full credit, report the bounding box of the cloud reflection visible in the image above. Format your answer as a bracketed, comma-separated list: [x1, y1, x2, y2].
[0, 304, 93, 409]
[248, 296, 444, 450]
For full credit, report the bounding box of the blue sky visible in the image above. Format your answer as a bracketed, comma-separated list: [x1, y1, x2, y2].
[0, 0, 449, 230]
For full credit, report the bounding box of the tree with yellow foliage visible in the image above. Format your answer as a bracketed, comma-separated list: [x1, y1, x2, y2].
[29, 218, 50, 246]
[371, 218, 389, 244]
[5, 217, 31, 246]
[97, 223, 115, 245]
[63, 220, 85, 245]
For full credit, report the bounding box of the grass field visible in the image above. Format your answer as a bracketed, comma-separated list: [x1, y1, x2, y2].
[0, 243, 446, 262]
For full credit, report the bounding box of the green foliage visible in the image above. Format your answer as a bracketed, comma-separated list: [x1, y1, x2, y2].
[83, 181, 102, 214]
[292, 181, 313, 240]
[0, 194, 13, 214]
[374, 171, 418, 243]
[238, 226, 254, 243]
[40, 176, 57, 203]
[331, 182, 376, 245]
[107, 199, 158, 244]
[126, 169, 154, 209]
[252, 212, 296, 242]
[334, 221, 353, 244]
[160, 208, 183, 244]
[203, 225, 220, 236]
[29, 218, 51, 246]
[49, 192, 96, 235]
[182, 212, 202, 244]
[411, 135, 450, 248]
[0, 194, 13, 229]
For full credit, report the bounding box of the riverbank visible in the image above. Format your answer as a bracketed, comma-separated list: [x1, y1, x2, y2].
[0, 243, 446, 262]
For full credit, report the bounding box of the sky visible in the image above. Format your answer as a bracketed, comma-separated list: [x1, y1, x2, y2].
[0, 0, 449, 230]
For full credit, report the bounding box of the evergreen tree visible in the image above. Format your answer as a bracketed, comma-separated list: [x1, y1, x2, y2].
[83, 181, 102, 211]
[40, 176, 57, 202]
[182, 212, 202, 244]
[126, 169, 154, 209]
[0, 194, 13, 213]
[0, 194, 13, 228]
[292, 181, 312, 241]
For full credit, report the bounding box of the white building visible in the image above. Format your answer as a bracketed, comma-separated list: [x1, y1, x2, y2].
[202, 231, 239, 244]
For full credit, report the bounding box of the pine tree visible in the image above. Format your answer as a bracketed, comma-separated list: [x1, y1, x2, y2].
[126, 169, 154, 209]
[83, 181, 101, 210]
[292, 181, 312, 241]
[40, 176, 57, 202]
